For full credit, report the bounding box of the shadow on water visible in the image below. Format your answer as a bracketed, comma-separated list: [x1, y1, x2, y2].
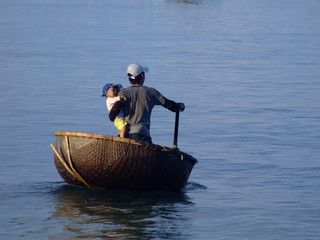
[49, 183, 197, 239]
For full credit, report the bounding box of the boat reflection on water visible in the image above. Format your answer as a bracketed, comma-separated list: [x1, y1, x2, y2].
[50, 185, 194, 239]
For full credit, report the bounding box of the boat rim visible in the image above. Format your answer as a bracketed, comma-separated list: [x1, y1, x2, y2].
[54, 130, 198, 164]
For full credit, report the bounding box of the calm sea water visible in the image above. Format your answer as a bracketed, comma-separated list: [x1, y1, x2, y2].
[1, 0, 319, 239]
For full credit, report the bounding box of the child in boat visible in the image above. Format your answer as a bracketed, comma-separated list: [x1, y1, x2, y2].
[101, 83, 128, 138]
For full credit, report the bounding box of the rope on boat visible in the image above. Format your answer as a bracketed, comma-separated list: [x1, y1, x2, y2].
[50, 142, 104, 190]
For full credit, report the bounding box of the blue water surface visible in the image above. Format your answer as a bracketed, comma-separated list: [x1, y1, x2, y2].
[0, 0, 319, 239]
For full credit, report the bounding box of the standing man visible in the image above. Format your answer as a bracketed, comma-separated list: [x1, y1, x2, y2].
[109, 63, 185, 144]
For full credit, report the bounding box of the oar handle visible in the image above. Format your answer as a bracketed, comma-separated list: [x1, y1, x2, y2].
[172, 111, 180, 148]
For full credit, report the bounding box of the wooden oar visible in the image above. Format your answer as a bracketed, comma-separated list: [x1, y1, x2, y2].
[172, 111, 180, 149]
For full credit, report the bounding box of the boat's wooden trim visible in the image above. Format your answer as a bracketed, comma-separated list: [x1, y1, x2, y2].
[54, 131, 198, 165]
[55, 130, 168, 149]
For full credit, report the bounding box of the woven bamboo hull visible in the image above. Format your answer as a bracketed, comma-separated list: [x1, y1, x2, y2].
[51, 131, 197, 191]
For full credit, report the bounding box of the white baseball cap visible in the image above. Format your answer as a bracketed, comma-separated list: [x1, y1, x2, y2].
[127, 63, 149, 79]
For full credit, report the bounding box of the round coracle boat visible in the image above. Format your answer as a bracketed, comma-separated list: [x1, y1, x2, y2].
[51, 131, 197, 191]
